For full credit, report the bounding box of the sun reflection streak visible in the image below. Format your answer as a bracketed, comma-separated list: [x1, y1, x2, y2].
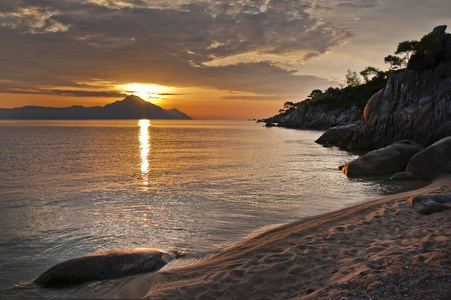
[139, 119, 151, 186]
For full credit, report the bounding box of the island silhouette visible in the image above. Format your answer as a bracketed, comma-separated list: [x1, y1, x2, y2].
[0, 95, 191, 120]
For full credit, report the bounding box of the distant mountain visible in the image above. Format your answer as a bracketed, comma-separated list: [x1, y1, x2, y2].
[0, 95, 192, 120]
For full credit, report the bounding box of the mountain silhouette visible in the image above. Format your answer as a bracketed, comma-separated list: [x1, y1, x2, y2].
[0, 95, 192, 120]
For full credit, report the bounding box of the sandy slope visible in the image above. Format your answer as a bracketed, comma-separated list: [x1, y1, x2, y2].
[94, 175, 450, 299]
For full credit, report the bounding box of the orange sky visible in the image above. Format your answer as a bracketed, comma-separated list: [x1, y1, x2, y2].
[0, 1, 449, 119]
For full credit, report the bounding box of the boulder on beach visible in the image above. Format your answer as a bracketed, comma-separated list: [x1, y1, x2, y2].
[390, 172, 422, 181]
[315, 122, 360, 147]
[404, 136, 451, 179]
[34, 248, 180, 287]
[342, 140, 424, 177]
[408, 194, 451, 215]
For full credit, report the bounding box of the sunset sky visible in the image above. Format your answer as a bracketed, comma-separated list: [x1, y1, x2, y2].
[0, 0, 450, 119]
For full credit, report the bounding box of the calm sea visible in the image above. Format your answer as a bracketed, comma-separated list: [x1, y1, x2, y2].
[0, 120, 414, 291]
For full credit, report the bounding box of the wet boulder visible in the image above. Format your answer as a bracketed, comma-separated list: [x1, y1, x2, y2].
[342, 140, 424, 177]
[34, 248, 180, 287]
[404, 136, 451, 179]
[315, 122, 360, 148]
[390, 172, 423, 181]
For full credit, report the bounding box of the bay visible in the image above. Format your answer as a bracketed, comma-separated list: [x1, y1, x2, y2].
[0, 120, 411, 290]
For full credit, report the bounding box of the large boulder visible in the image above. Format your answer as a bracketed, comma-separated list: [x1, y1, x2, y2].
[404, 136, 451, 179]
[408, 194, 451, 215]
[315, 122, 360, 147]
[390, 171, 422, 181]
[342, 140, 424, 177]
[34, 248, 180, 287]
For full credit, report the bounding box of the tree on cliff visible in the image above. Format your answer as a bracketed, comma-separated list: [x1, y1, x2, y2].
[384, 55, 403, 71]
[345, 69, 362, 87]
[278, 101, 300, 114]
[360, 66, 383, 83]
[395, 40, 419, 62]
[307, 89, 323, 99]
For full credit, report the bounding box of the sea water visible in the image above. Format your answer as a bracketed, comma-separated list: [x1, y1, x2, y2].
[0, 120, 412, 291]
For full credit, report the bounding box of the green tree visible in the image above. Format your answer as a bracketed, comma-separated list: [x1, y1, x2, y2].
[360, 66, 381, 83]
[278, 101, 299, 114]
[307, 89, 323, 99]
[395, 40, 419, 63]
[384, 55, 403, 71]
[414, 33, 441, 55]
[345, 69, 362, 87]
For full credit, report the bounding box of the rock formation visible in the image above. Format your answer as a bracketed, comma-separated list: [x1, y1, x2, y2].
[342, 140, 424, 177]
[264, 103, 362, 129]
[402, 136, 451, 179]
[318, 25, 451, 151]
[34, 248, 181, 287]
[408, 194, 451, 215]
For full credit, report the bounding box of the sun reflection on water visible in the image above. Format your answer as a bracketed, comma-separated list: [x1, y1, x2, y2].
[139, 119, 151, 186]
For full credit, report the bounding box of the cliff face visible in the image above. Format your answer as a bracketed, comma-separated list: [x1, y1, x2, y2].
[318, 25, 451, 151]
[340, 28, 451, 150]
[265, 103, 362, 129]
[344, 65, 451, 150]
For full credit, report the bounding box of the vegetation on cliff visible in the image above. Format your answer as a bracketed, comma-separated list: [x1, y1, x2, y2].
[273, 26, 449, 119]
[315, 25, 450, 150]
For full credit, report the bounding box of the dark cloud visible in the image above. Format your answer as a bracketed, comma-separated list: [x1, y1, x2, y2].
[0, 0, 351, 99]
[0, 88, 126, 98]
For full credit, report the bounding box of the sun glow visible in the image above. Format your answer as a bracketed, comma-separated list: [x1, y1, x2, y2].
[117, 83, 172, 102]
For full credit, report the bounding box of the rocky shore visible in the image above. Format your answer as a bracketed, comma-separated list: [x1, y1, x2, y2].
[267, 26, 451, 152]
[263, 103, 362, 130]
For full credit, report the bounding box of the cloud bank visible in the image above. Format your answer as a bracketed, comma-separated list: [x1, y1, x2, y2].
[0, 0, 353, 100]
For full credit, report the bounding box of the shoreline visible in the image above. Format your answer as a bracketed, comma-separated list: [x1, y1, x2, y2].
[99, 175, 451, 299]
[4, 176, 450, 299]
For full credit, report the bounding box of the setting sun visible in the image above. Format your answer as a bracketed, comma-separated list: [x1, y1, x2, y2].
[116, 83, 172, 102]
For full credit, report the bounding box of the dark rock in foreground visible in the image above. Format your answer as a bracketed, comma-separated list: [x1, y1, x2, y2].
[342, 140, 424, 177]
[408, 194, 451, 214]
[404, 136, 451, 179]
[34, 248, 180, 287]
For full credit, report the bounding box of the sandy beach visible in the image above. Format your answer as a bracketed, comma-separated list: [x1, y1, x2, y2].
[4, 176, 449, 300]
[80, 175, 451, 299]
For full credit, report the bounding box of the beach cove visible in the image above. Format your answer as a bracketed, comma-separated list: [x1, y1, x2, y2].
[1, 120, 441, 299]
[101, 176, 451, 299]
[5, 175, 449, 299]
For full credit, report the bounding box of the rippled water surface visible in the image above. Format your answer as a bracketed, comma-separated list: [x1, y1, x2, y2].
[0, 120, 411, 291]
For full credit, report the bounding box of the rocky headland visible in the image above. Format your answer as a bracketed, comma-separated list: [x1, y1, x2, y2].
[265, 26, 451, 181]
[263, 103, 362, 130]
[266, 26, 450, 152]
[317, 25, 451, 151]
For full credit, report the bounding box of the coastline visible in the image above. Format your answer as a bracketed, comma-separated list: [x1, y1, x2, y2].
[3, 176, 449, 299]
[94, 175, 450, 299]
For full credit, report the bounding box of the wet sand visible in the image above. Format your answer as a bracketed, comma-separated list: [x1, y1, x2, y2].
[94, 175, 451, 299]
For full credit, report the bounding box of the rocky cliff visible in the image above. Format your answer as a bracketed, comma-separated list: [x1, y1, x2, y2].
[318, 25, 451, 150]
[264, 103, 362, 129]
